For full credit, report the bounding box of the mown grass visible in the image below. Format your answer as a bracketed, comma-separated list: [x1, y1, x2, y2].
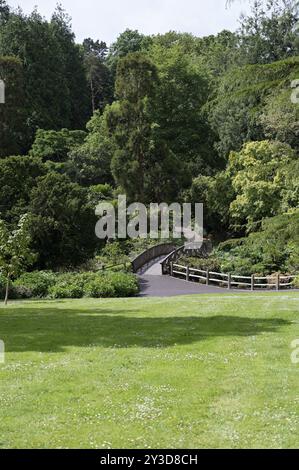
[0, 293, 298, 449]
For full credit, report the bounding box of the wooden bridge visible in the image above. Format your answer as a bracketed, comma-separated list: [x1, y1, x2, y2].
[132, 243, 296, 296]
[131, 242, 212, 275]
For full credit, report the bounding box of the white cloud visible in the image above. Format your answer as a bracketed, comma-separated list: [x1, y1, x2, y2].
[8, 0, 252, 44]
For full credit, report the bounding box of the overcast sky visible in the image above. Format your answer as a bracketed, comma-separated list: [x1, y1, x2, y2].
[8, 0, 252, 44]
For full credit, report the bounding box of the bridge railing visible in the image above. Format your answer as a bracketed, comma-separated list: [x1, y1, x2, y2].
[161, 240, 213, 275]
[169, 262, 297, 291]
[131, 243, 176, 273]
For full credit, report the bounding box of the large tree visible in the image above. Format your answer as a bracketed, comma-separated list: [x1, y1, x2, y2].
[68, 110, 115, 186]
[82, 38, 113, 113]
[208, 56, 299, 158]
[228, 140, 298, 231]
[106, 53, 188, 203]
[237, 0, 299, 64]
[0, 4, 90, 151]
[260, 87, 299, 151]
[149, 43, 218, 174]
[30, 128, 86, 162]
[107, 53, 158, 201]
[0, 56, 26, 157]
[107, 29, 152, 75]
[29, 172, 98, 268]
[0, 0, 9, 22]
[0, 155, 45, 224]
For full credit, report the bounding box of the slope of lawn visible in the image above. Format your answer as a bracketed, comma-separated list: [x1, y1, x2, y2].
[0, 293, 298, 449]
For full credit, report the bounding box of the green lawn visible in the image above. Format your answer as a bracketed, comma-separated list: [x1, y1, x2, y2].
[0, 293, 298, 449]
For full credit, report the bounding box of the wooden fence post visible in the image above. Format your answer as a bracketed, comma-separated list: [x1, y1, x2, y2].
[186, 266, 190, 282]
[170, 261, 174, 277]
[206, 269, 210, 286]
[251, 274, 255, 292]
[228, 273, 231, 290]
[276, 273, 280, 291]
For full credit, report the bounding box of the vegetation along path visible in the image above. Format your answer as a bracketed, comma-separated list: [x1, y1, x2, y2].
[138, 257, 238, 297]
[137, 255, 297, 297]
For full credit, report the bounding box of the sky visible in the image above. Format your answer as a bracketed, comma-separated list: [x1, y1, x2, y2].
[8, 0, 252, 45]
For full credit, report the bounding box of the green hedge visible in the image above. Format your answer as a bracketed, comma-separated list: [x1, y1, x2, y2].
[14, 271, 57, 298]
[50, 272, 139, 299]
[0, 271, 139, 300]
[178, 256, 221, 272]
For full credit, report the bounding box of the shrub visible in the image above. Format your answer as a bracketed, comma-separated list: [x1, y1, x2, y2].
[13, 271, 57, 298]
[215, 211, 299, 276]
[1, 270, 140, 300]
[83, 278, 116, 298]
[47, 272, 88, 299]
[83, 273, 139, 298]
[103, 272, 139, 297]
[178, 256, 221, 273]
[49, 281, 84, 299]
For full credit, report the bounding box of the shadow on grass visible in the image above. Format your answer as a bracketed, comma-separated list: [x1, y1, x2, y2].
[0, 308, 291, 352]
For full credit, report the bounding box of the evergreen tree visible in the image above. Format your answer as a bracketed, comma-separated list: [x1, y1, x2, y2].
[0, 56, 26, 157]
[82, 38, 113, 112]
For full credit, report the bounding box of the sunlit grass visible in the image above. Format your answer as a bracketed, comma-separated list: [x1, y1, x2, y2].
[0, 293, 298, 449]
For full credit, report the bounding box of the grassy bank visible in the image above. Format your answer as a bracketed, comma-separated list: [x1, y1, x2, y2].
[0, 293, 298, 448]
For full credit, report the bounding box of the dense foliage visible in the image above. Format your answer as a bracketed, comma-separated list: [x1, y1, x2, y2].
[2, 270, 139, 299]
[0, 5, 90, 152]
[215, 210, 299, 275]
[0, 56, 25, 156]
[0, 0, 298, 292]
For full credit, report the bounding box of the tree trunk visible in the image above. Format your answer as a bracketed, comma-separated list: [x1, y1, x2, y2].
[4, 274, 10, 306]
[90, 77, 95, 113]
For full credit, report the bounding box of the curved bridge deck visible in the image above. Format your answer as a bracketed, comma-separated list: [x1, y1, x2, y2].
[137, 254, 226, 297]
[133, 242, 221, 296]
[134, 242, 225, 296]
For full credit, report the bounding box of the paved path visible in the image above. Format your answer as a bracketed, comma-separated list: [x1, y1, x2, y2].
[138, 256, 229, 297]
[137, 256, 297, 297]
[137, 255, 166, 275]
[139, 274, 229, 297]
